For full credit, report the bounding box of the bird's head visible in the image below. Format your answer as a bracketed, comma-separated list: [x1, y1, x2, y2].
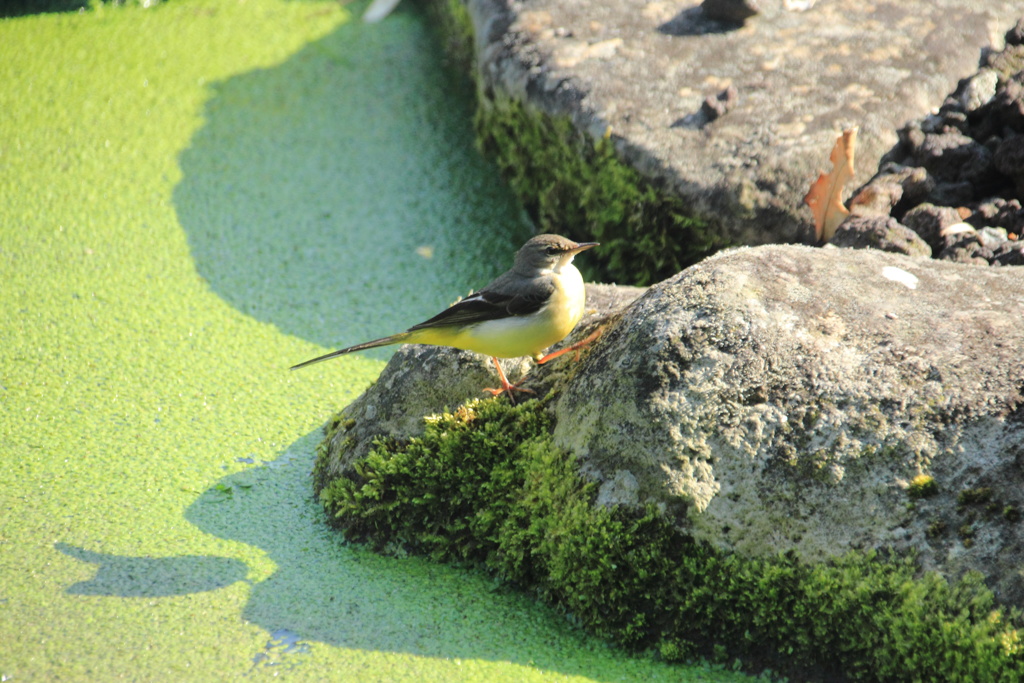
[514, 234, 599, 275]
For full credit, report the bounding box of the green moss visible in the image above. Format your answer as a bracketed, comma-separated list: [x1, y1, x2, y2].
[312, 412, 354, 493]
[959, 487, 994, 508]
[475, 94, 729, 286]
[908, 474, 939, 499]
[423, 0, 475, 71]
[927, 519, 947, 539]
[317, 397, 1024, 681]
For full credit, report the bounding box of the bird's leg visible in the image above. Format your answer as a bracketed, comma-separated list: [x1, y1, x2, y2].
[482, 357, 535, 403]
[536, 326, 605, 365]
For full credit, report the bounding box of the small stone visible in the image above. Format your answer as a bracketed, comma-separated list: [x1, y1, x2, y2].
[701, 85, 739, 122]
[938, 108, 969, 133]
[982, 72, 1024, 133]
[830, 215, 932, 258]
[848, 180, 904, 217]
[848, 164, 934, 217]
[958, 69, 999, 113]
[992, 241, 1024, 266]
[896, 122, 927, 154]
[939, 221, 977, 243]
[983, 45, 1024, 84]
[938, 229, 991, 264]
[977, 226, 1009, 249]
[902, 203, 965, 253]
[967, 197, 1024, 234]
[911, 131, 994, 187]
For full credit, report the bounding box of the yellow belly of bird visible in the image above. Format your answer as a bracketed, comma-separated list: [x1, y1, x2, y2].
[408, 268, 586, 360]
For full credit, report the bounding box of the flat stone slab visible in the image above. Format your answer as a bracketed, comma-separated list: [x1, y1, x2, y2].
[471, 0, 1024, 243]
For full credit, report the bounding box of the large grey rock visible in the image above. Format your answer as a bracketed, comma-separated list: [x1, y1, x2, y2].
[466, 0, 1024, 244]
[554, 245, 1024, 603]
[318, 246, 1024, 604]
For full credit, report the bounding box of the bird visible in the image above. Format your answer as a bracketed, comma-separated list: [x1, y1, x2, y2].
[291, 234, 599, 399]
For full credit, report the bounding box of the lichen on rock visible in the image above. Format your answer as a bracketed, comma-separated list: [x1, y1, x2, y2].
[553, 245, 1024, 601]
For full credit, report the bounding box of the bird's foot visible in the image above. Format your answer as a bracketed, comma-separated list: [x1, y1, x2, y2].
[482, 357, 534, 405]
[536, 326, 605, 365]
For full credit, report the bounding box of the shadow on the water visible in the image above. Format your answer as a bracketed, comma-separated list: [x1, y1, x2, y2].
[1, 0, 88, 18]
[55, 542, 249, 597]
[59, 433, 671, 678]
[172, 5, 531, 358]
[183, 432, 671, 679]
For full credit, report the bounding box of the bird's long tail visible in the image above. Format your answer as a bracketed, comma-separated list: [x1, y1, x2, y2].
[290, 331, 413, 370]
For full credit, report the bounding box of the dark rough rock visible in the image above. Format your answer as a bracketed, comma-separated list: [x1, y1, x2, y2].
[936, 224, 989, 265]
[939, 226, 1024, 266]
[967, 197, 1024, 234]
[994, 133, 1024, 196]
[974, 70, 1024, 138]
[901, 203, 965, 254]
[906, 130, 996, 191]
[1007, 17, 1024, 47]
[701, 84, 738, 123]
[848, 163, 935, 219]
[829, 215, 931, 258]
[853, 30, 1024, 266]
[466, 0, 1023, 247]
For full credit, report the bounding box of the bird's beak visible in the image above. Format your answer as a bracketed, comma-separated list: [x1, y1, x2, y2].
[571, 242, 599, 254]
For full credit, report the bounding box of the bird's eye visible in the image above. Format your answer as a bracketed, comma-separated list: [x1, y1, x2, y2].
[545, 246, 559, 256]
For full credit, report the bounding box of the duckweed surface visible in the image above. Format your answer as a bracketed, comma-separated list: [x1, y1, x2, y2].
[0, 1, 751, 680]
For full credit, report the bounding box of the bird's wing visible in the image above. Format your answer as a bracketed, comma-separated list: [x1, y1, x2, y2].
[407, 275, 554, 332]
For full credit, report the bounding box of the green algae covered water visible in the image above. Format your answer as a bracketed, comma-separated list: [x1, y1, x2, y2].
[0, 1, 754, 679]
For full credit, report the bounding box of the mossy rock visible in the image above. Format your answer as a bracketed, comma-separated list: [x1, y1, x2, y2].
[475, 92, 729, 286]
[316, 396, 1024, 681]
[423, 0, 731, 287]
[311, 244, 1024, 680]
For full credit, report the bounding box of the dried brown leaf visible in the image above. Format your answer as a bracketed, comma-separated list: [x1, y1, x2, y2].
[804, 127, 858, 242]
